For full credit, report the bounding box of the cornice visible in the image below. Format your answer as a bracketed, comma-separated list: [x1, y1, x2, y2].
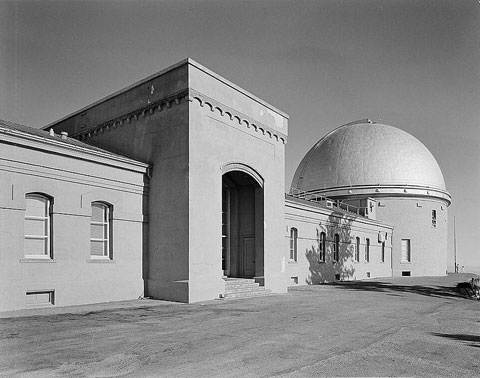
[76, 89, 189, 141]
[75, 88, 288, 145]
[0, 128, 149, 174]
[189, 89, 287, 144]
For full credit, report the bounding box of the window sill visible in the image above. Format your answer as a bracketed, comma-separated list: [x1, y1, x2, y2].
[20, 258, 56, 263]
[288, 260, 298, 264]
[87, 259, 115, 263]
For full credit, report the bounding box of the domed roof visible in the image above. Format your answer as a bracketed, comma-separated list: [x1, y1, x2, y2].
[292, 121, 450, 202]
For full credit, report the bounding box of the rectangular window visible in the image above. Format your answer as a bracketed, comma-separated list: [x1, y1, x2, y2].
[432, 210, 437, 228]
[26, 290, 54, 307]
[319, 232, 326, 262]
[90, 203, 112, 259]
[355, 237, 360, 262]
[365, 238, 370, 262]
[290, 228, 298, 262]
[25, 194, 51, 258]
[401, 239, 411, 263]
[333, 234, 339, 262]
[381, 242, 385, 263]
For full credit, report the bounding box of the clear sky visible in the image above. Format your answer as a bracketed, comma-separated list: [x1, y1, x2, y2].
[1, 0, 479, 268]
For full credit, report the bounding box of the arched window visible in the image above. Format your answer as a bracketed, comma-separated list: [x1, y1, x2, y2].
[333, 234, 340, 262]
[365, 238, 370, 262]
[24, 194, 52, 258]
[319, 232, 326, 262]
[289, 228, 298, 262]
[90, 202, 112, 259]
[355, 237, 360, 262]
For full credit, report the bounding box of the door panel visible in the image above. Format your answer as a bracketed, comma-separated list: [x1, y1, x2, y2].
[242, 236, 255, 277]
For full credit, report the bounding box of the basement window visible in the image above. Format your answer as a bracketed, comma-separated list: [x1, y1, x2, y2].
[402, 271, 411, 277]
[26, 290, 55, 307]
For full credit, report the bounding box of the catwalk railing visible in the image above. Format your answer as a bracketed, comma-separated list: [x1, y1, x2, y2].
[288, 187, 369, 217]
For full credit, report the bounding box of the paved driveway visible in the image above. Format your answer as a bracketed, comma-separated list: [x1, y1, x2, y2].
[1, 274, 479, 377]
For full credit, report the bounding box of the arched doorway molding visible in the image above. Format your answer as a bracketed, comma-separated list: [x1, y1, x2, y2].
[221, 163, 264, 283]
[221, 162, 264, 188]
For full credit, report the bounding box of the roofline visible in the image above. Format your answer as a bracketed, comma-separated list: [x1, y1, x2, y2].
[285, 194, 394, 229]
[44, 57, 288, 130]
[0, 126, 149, 173]
[187, 59, 289, 119]
[43, 58, 190, 130]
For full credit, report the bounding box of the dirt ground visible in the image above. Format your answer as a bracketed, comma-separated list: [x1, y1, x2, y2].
[1, 273, 479, 378]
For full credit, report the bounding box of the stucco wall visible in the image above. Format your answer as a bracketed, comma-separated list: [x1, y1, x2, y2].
[67, 101, 191, 302]
[187, 64, 288, 301]
[285, 197, 393, 286]
[49, 59, 289, 303]
[0, 139, 147, 312]
[188, 100, 287, 300]
[375, 197, 448, 277]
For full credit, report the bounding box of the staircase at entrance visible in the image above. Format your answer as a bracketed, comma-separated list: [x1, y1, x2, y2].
[223, 278, 271, 299]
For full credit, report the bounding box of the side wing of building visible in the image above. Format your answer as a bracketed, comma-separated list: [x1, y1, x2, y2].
[0, 121, 148, 312]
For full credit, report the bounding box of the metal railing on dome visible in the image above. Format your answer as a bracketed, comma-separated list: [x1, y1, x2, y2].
[288, 187, 369, 217]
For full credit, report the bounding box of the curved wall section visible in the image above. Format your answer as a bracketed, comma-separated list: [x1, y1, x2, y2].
[376, 197, 448, 277]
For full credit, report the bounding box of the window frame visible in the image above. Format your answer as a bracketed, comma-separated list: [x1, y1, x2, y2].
[365, 238, 370, 262]
[355, 237, 360, 262]
[401, 239, 411, 263]
[90, 202, 113, 260]
[319, 232, 326, 262]
[333, 233, 340, 262]
[289, 227, 298, 262]
[24, 193, 53, 259]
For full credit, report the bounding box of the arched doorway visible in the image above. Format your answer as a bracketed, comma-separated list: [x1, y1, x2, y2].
[222, 167, 264, 281]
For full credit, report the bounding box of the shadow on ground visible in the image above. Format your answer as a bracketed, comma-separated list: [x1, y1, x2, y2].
[431, 333, 480, 348]
[328, 277, 480, 300]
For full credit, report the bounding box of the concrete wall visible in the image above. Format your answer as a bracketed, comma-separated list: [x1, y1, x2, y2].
[285, 197, 393, 286]
[375, 197, 448, 277]
[0, 135, 147, 312]
[187, 63, 288, 301]
[49, 59, 289, 302]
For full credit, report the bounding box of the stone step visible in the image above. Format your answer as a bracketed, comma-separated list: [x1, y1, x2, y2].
[225, 285, 265, 294]
[224, 289, 272, 299]
[224, 282, 262, 289]
[223, 278, 256, 283]
[222, 277, 271, 300]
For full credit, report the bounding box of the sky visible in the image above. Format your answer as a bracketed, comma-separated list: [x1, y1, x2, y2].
[1, 0, 479, 269]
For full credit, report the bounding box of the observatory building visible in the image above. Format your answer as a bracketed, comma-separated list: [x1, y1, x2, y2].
[291, 120, 451, 278]
[0, 59, 450, 312]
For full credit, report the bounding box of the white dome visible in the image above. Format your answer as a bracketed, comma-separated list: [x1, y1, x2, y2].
[292, 122, 450, 203]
